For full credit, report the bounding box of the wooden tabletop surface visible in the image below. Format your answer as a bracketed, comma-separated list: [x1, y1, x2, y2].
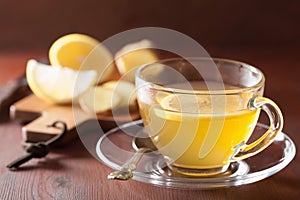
[0, 47, 299, 200]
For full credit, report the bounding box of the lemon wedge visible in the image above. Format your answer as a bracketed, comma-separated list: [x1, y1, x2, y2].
[102, 80, 136, 108]
[26, 59, 97, 104]
[115, 39, 158, 82]
[79, 80, 137, 114]
[49, 33, 115, 83]
[79, 86, 121, 114]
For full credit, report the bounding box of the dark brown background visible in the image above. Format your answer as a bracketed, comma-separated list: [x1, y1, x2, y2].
[0, 0, 299, 51]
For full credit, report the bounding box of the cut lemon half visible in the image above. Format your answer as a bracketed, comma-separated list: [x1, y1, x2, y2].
[115, 39, 158, 82]
[79, 86, 121, 114]
[26, 59, 97, 104]
[49, 33, 115, 83]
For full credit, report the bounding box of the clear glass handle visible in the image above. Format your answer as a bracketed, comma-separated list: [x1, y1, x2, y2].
[232, 96, 284, 161]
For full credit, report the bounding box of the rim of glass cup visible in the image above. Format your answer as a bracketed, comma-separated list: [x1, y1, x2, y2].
[135, 57, 265, 95]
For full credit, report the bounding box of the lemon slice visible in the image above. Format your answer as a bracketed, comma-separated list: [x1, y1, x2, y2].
[159, 94, 201, 113]
[115, 39, 158, 82]
[158, 93, 244, 118]
[26, 59, 97, 104]
[102, 80, 136, 108]
[79, 86, 121, 114]
[49, 33, 115, 83]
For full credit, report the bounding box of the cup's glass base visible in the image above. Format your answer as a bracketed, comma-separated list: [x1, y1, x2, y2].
[147, 156, 249, 179]
[168, 163, 230, 177]
[96, 120, 296, 189]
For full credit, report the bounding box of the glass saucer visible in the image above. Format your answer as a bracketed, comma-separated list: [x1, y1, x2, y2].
[96, 120, 296, 189]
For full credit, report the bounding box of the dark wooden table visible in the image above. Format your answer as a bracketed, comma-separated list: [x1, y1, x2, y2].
[0, 47, 299, 200]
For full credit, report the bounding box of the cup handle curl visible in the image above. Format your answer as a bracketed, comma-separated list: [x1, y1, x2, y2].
[232, 96, 284, 161]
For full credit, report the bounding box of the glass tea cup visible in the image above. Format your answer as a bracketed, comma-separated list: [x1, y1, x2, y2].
[135, 57, 283, 177]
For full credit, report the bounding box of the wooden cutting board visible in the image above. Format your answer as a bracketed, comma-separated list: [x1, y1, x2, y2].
[10, 94, 140, 143]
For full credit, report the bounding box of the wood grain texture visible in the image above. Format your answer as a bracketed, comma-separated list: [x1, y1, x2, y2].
[0, 48, 299, 200]
[0, 123, 298, 200]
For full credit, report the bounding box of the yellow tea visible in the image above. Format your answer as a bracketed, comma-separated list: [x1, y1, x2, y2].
[138, 82, 260, 170]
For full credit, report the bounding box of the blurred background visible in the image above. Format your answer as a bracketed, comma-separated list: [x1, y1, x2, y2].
[0, 0, 299, 51]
